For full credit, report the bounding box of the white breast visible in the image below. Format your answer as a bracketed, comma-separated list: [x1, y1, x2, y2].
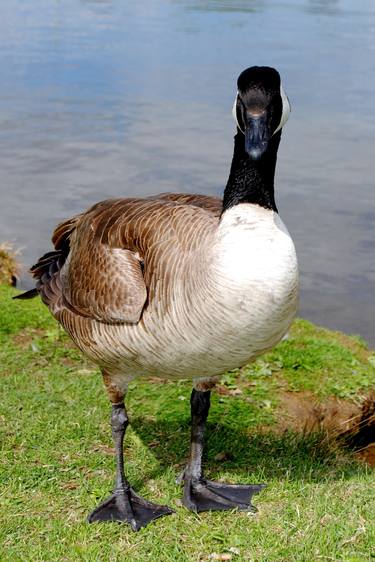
[208, 203, 299, 358]
[215, 204, 297, 290]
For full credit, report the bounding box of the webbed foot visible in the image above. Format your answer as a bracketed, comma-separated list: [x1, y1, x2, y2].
[182, 478, 265, 512]
[88, 487, 174, 531]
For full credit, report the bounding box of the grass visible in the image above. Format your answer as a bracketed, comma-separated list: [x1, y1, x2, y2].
[0, 284, 374, 561]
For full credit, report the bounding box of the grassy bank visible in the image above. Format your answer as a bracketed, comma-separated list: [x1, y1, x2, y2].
[0, 284, 374, 561]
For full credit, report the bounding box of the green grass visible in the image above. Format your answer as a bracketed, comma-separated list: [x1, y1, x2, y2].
[1, 285, 374, 561]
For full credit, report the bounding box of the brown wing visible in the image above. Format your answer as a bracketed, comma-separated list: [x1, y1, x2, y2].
[29, 200, 150, 323]
[44, 194, 219, 324]
[156, 193, 222, 217]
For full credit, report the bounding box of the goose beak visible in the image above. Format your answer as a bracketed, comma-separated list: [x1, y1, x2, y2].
[244, 112, 270, 160]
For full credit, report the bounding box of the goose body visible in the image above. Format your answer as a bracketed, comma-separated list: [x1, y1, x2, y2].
[54, 200, 297, 385]
[18, 66, 299, 530]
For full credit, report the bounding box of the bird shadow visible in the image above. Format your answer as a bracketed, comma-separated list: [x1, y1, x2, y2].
[129, 415, 367, 489]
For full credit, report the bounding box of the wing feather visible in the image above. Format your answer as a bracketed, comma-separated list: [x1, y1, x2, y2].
[28, 193, 221, 324]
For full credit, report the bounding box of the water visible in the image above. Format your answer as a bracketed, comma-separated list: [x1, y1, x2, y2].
[1, 0, 375, 344]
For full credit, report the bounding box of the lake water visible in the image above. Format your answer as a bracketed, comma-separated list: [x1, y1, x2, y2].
[1, 0, 375, 344]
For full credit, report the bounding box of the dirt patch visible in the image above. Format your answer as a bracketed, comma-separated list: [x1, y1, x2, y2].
[12, 328, 46, 349]
[276, 390, 375, 468]
[356, 443, 375, 467]
[276, 391, 358, 434]
[11, 328, 79, 352]
[342, 391, 375, 450]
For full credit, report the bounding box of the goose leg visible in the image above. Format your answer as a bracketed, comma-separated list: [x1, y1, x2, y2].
[181, 388, 265, 512]
[88, 401, 174, 530]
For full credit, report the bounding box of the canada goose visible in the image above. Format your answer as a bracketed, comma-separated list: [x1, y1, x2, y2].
[16, 66, 298, 531]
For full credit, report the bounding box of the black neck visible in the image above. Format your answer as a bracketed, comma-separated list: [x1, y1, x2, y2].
[222, 130, 281, 214]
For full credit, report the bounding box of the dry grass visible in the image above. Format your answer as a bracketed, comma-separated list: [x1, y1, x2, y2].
[0, 243, 20, 285]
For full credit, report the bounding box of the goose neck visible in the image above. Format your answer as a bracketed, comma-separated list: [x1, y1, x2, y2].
[222, 131, 281, 214]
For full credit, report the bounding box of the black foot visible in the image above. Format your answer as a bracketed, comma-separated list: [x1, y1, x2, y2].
[88, 488, 174, 531]
[183, 478, 266, 512]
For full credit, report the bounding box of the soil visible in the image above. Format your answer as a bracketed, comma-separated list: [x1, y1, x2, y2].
[276, 390, 375, 467]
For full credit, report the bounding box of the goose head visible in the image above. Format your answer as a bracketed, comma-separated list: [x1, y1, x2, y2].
[232, 66, 290, 160]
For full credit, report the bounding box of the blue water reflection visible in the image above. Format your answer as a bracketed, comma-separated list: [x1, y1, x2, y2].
[0, 0, 374, 342]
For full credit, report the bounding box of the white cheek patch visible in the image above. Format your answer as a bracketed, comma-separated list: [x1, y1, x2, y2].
[273, 82, 290, 135]
[232, 93, 244, 133]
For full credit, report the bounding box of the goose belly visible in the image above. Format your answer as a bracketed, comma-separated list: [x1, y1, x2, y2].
[89, 289, 296, 381]
[86, 206, 298, 381]
[181, 231, 298, 374]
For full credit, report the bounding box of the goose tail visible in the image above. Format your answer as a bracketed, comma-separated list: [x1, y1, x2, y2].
[12, 214, 81, 306]
[13, 288, 39, 300]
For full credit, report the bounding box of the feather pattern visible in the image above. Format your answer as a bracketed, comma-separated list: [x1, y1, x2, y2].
[27, 194, 298, 390]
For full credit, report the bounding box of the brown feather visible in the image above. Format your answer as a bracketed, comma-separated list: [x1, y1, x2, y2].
[29, 194, 221, 327]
